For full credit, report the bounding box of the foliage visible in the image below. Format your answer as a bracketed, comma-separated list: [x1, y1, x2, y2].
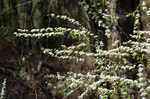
[1, 0, 150, 99]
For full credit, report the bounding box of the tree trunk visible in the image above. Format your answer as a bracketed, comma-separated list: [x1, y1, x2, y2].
[109, 0, 140, 48]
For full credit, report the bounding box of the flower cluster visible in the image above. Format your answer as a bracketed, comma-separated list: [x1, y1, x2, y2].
[0, 79, 7, 99]
[12, 0, 150, 99]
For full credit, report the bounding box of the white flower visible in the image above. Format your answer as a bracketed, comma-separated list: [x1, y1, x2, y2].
[142, 7, 147, 11]
[146, 10, 150, 16]
[142, 1, 146, 6]
[51, 13, 55, 17]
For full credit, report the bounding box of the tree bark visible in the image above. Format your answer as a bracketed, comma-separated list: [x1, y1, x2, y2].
[109, 0, 140, 47]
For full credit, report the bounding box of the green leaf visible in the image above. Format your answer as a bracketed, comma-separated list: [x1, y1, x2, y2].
[141, 53, 144, 60]
[99, 65, 104, 72]
[118, 61, 121, 65]
[59, 89, 67, 96]
[111, 13, 116, 22]
[132, 52, 137, 57]
[148, 63, 150, 67]
[115, 95, 119, 99]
